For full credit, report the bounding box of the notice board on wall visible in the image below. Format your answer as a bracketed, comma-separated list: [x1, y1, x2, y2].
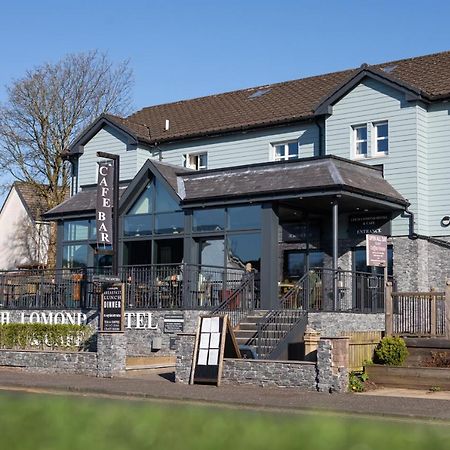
[100, 282, 125, 332]
[190, 315, 241, 386]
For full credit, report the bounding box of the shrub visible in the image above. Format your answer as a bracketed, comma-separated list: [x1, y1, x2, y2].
[424, 351, 450, 368]
[348, 371, 368, 392]
[374, 336, 408, 366]
[0, 323, 91, 351]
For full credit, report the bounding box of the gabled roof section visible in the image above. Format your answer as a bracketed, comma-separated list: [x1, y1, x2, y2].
[314, 64, 427, 115]
[118, 159, 193, 214]
[66, 50, 450, 148]
[69, 113, 153, 155]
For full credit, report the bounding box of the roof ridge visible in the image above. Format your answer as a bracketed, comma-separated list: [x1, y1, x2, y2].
[128, 49, 450, 116]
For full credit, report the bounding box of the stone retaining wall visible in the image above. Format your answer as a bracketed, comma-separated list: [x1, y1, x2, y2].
[0, 350, 98, 376]
[222, 359, 317, 390]
[308, 312, 384, 336]
[175, 333, 349, 392]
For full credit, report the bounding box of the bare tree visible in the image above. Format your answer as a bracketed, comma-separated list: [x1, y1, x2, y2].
[0, 51, 133, 266]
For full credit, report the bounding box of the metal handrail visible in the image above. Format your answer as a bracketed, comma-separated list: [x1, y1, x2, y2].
[211, 273, 255, 327]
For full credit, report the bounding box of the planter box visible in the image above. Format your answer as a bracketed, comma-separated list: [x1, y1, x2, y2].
[366, 364, 450, 390]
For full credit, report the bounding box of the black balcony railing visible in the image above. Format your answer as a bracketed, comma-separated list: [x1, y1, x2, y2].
[0, 264, 254, 311]
[280, 267, 388, 313]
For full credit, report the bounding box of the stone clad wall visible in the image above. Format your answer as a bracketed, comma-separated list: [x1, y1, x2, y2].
[0, 350, 98, 376]
[222, 359, 317, 390]
[175, 333, 350, 392]
[308, 313, 384, 336]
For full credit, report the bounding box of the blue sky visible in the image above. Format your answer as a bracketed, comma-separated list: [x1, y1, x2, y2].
[1, 0, 450, 111]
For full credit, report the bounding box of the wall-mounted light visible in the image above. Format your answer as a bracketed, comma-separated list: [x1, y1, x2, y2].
[441, 216, 450, 227]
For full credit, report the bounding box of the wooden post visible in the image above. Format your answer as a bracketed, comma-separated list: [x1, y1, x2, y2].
[385, 281, 393, 336]
[430, 293, 437, 337]
[445, 280, 450, 339]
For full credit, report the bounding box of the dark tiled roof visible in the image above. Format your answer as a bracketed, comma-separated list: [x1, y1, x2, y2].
[179, 156, 408, 207]
[44, 186, 127, 219]
[14, 182, 51, 221]
[44, 156, 407, 218]
[101, 50, 450, 145]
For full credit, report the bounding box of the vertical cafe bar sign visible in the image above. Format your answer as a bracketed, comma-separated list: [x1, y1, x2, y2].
[97, 161, 114, 249]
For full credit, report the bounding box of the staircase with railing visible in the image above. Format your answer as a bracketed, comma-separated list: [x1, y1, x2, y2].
[211, 273, 256, 327]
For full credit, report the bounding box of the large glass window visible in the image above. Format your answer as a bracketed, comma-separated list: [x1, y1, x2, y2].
[124, 180, 183, 238]
[155, 180, 181, 213]
[124, 215, 152, 237]
[273, 142, 299, 161]
[193, 209, 226, 232]
[128, 183, 153, 214]
[62, 244, 89, 268]
[123, 240, 152, 265]
[228, 205, 261, 230]
[155, 212, 184, 235]
[227, 233, 261, 271]
[284, 250, 324, 281]
[64, 220, 90, 241]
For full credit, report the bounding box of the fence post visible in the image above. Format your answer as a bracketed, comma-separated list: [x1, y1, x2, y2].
[385, 281, 393, 336]
[430, 291, 437, 337]
[445, 280, 450, 339]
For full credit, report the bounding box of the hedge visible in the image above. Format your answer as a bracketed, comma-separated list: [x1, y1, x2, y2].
[0, 323, 91, 351]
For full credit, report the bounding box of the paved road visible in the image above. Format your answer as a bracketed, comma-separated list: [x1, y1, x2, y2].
[1, 367, 450, 421]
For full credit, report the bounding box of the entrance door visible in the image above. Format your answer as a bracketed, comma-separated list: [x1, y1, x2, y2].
[353, 246, 392, 312]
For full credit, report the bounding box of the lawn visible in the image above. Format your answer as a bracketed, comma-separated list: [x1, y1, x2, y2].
[0, 391, 449, 450]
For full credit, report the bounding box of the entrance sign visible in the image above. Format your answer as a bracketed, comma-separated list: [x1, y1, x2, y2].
[96, 161, 114, 247]
[190, 315, 240, 386]
[366, 234, 388, 267]
[348, 213, 391, 238]
[100, 283, 125, 332]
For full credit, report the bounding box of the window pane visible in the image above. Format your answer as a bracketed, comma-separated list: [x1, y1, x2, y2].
[155, 180, 181, 213]
[198, 153, 208, 169]
[357, 141, 367, 155]
[288, 142, 298, 156]
[356, 126, 367, 140]
[228, 205, 261, 230]
[284, 252, 306, 279]
[64, 220, 89, 241]
[124, 214, 152, 237]
[155, 212, 184, 234]
[227, 233, 261, 271]
[308, 251, 324, 269]
[193, 208, 226, 232]
[377, 139, 388, 153]
[275, 145, 284, 158]
[62, 244, 88, 268]
[124, 240, 151, 265]
[128, 183, 153, 215]
[200, 239, 225, 267]
[376, 123, 388, 138]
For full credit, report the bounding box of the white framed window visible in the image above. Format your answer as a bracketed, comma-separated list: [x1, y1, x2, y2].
[353, 125, 368, 157]
[374, 121, 389, 154]
[351, 121, 389, 159]
[273, 141, 299, 161]
[183, 152, 208, 170]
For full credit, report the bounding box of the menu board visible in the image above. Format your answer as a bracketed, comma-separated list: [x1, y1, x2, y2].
[100, 283, 125, 332]
[191, 315, 240, 386]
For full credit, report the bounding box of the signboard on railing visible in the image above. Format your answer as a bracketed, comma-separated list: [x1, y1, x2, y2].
[100, 283, 125, 332]
[366, 234, 388, 267]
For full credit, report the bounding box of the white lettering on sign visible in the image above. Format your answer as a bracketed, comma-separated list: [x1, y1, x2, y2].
[1, 311, 159, 330]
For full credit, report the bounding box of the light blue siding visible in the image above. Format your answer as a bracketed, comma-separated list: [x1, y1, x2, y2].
[325, 79, 423, 236]
[426, 103, 450, 236]
[77, 125, 153, 188]
[157, 124, 319, 169]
